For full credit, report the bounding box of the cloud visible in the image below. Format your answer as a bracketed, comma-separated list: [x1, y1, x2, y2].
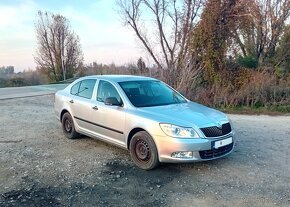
[0, 0, 36, 28]
[0, 0, 145, 71]
[0, 0, 38, 71]
[57, 4, 144, 65]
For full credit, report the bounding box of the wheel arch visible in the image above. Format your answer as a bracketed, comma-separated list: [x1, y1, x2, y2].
[60, 109, 69, 122]
[127, 128, 146, 150]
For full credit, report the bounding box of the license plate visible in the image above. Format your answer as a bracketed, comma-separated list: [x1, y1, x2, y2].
[213, 137, 232, 149]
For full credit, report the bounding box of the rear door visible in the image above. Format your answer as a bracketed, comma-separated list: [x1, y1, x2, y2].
[68, 79, 97, 132]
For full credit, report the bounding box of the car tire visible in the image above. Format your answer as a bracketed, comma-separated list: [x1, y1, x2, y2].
[62, 112, 79, 139]
[130, 131, 159, 170]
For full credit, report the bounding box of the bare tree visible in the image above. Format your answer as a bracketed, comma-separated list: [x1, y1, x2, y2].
[137, 57, 147, 73]
[117, 0, 203, 89]
[35, 11, 83, 82]
[231, 0, 290, 64]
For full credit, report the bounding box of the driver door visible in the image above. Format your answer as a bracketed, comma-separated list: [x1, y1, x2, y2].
[91, 80, 126, 147]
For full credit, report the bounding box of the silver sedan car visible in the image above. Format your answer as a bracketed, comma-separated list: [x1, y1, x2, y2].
[54, 75, 234, 170]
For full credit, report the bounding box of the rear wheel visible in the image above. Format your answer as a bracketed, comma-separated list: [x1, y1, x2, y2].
[61, 112, 79, 139]
[130, 131, 159, 170]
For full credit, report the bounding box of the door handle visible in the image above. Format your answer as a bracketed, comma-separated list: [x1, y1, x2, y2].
[92, 106, 98, 110]
[69, 99, 74, 103]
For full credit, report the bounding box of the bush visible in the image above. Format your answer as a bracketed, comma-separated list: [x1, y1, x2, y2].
[191, 69, 290, 112]
[237, 55, 259, 69]
[5, 77, 28, 87]
[0, 78, 7, 88]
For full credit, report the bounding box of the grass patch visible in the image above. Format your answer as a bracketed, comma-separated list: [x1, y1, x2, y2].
[217, 104, 290, 115]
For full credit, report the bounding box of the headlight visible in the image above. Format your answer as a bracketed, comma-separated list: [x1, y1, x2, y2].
[159, 123, 199, 138]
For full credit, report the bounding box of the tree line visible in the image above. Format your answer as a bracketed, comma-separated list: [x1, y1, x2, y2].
[117, 0, 290, 111]
[0, 60, 150, 88]
[2, 0, 289, 112]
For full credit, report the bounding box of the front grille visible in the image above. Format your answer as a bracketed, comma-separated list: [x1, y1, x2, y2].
[199, 143, 233, 159]
[200, 122, 232, 137]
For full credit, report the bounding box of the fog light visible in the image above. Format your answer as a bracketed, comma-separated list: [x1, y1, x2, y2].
[171, 151, 193, 158]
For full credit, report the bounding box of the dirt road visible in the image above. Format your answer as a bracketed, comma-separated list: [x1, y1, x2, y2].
[0, 95, 289, 207]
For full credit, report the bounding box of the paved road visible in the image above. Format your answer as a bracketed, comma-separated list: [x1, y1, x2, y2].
[0, 84, 68, 100]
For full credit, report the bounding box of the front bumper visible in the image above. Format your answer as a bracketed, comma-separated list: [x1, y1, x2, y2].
[153, 133, 234, 163]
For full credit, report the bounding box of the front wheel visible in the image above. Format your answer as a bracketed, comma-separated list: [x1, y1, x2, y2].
[130, 131, 159, 170]
[61, 112, 79, 139]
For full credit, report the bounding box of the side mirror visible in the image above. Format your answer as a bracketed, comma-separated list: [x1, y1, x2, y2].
[104, 97, 123, 106]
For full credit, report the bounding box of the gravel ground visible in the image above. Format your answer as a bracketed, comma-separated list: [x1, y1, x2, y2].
[0, 95, 289, 207]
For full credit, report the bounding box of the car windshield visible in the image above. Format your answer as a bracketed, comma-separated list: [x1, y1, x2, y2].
[119, 80, 187, 107]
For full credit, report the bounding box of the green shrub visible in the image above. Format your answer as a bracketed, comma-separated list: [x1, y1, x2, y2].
[237, 55, 259, 69]
[0, 78, 7, 88]
[5, 77, 28, 87]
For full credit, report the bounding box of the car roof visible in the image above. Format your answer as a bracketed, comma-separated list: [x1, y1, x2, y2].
[82, 75, 157, 82]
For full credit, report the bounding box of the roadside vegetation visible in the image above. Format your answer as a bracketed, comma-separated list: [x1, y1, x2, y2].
[117, 0, 290, 113]
[1, 0, 290, 113]
[0, 66, 47, 87]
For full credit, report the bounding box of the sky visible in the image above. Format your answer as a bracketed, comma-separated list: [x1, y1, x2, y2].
[0, 0, 146, 72]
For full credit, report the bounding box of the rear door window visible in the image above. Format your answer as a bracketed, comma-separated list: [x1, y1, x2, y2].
[70, 79, 96, 99]
[78, 79, 96, 99]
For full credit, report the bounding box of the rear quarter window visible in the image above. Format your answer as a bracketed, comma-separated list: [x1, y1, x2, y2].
[70, 81, 81, 95]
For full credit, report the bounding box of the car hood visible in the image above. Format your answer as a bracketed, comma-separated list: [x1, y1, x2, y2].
[136, 102, 228, 128]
